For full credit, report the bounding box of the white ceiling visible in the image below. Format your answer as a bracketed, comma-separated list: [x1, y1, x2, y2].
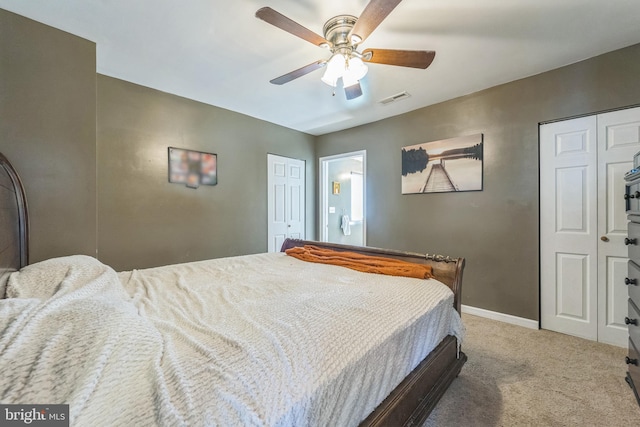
[1, 0, 639, 136]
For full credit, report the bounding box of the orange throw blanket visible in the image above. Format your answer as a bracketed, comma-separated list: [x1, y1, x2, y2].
[285, 245, 433, 280]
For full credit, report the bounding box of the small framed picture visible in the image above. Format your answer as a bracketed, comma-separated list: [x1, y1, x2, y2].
[168, 147, 217, 189]
[332, 181, 341, 194]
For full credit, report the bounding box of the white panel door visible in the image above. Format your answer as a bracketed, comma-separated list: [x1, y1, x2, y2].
[287, 161, 305, 240]
[541, 106, 640, 347]
[268, 155, 288, 253]
[267, 154, 305, 252]
[597, 107, 640, 346]
[541, 116, 598, 340]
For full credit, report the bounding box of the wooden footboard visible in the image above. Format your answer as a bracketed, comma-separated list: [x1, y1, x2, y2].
[280, 239, 465, 313]
[361, 336, 467, 427]
[280, 238, 466, 425]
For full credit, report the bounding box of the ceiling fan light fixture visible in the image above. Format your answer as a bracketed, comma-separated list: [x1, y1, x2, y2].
[344, 57, 368, 83]
[342, 70, 359, 88]
[321, 74, 338, 87]
[321, 53, 346, 87]
[321, 54, 368, 88]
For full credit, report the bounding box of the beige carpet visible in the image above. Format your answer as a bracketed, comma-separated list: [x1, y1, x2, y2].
[424, 313, 639, 426]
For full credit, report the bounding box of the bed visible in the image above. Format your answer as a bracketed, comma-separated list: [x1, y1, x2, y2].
[0, 152, 467, 426]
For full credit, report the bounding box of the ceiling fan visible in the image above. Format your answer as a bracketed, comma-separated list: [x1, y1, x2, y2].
[255, 0, 435, 100]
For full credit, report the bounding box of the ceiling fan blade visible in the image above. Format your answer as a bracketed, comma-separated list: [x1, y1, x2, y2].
[256, 7, 331, 48]
[349, 0, 403, 44]
[362, 49, 436, 69]
[270, 60, 327, 85]
[344, 82, 363, 100]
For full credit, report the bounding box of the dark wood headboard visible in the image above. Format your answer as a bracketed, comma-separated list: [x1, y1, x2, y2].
[281, 238, 465, 314]
[0, 153, 29, 290]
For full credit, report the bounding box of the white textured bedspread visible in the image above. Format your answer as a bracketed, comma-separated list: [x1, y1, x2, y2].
[0, 252, 463, 426]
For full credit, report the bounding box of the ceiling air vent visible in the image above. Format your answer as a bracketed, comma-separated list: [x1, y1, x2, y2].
[379, 91, 411, 105]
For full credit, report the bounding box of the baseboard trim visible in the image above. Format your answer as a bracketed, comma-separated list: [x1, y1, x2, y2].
[461, 305, 539, 330]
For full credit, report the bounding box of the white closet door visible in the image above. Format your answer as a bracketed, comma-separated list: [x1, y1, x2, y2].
[541, 106, 640, 347]
[286, 160, 305, 241]
[541, 116, 599, 341]
[597, 107, 640, 346]
[267, 154, 305, 253]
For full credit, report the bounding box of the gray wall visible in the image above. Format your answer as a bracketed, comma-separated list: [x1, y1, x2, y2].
[97, 76, 316, 270]
[0, 8, 316, 271]
[317, 43, 640, 321]
[0, 9, 97, 263]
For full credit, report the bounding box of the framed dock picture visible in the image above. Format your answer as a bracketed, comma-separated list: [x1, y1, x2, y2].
[401, 134, 483, 194]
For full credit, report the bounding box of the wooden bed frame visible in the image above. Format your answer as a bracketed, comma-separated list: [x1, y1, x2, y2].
[0, 153, 29, 290]
[0, 152, 466, 426]
[281, 239, 467, 426]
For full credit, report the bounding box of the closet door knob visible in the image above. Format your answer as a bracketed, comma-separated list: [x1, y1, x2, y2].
[625, 278, 638, 285]
[625, 238, 637, 246]
[627, 191, 640, 199]
[626, 356, 638, 366]
[625, 193, 634, 200]
[625, 317, 638, 326]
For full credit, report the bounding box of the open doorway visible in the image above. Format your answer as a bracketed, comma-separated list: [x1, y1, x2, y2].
[319, 151, 366, 246]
